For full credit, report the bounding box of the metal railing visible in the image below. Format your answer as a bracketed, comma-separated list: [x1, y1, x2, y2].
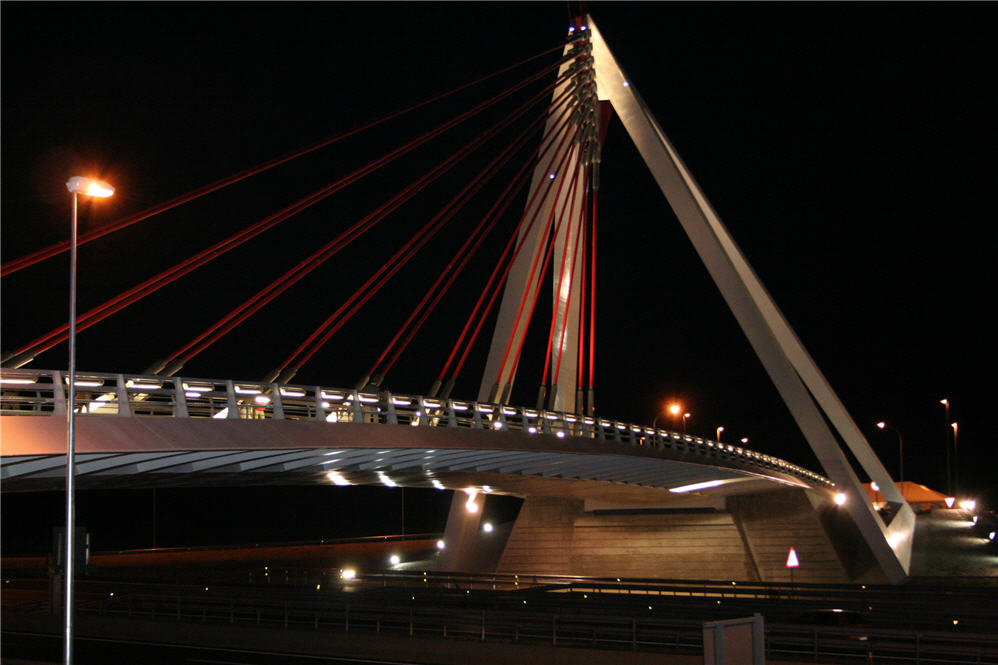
[0, 368, 831, 487]
[72, 590, 998, 664]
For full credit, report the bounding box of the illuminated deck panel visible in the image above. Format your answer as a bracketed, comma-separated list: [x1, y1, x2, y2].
[0, 369, 829, 503]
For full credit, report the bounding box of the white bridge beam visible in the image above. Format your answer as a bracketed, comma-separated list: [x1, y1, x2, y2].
[582, 16, 913, 582]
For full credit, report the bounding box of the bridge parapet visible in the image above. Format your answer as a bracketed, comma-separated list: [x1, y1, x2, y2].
[0, 368, 831, 489]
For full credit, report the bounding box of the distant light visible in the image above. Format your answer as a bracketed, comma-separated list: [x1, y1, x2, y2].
[316, 584, 321, 590]
[959, 499, 977, 512]
[834, 492, 847, 506]
[389, 554, 401, 566]
[185, 391, 201, 398]
[548, 173, 556, 179]
[436, 539, 446, 550]
[580, 25, 587, 30]
[871, 481, 880, 492]
[940, 398, 949, 406]
[623, 81, 630, 87]
[431, 479, 445, 490]
[669, 480, 723, 494]
[66, 176, 114, 198]
[988, 531, 995, 541]
[493, 421, 503, 430]
[556, 431, 566, 438]
[0, 377, 37, 385]
[482, 485, 492, 493]
[876, 422, 886, 430]
[945, 497, 956, 508]
[528, 426, 537, 434]
[740, 437, 748, 444]
[482, 522, 494, 533]
[341, 568, 357, 580]
[254, 395, 271, 405]
[953, 619, 959, 626]
[568, 26, 575, 33]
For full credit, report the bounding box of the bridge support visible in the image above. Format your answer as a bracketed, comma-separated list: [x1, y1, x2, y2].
[493, 490, 880, 583]
[580, 16, 914, 583]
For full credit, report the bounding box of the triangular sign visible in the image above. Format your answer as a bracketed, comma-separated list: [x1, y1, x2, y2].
[786, 547, 800, 568]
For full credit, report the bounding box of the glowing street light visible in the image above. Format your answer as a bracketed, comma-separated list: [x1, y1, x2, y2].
[63, 176, 113, 665]
[653, 402, 681, 429]
[716, 426, 724, 442]
[875, 421, 905, 483]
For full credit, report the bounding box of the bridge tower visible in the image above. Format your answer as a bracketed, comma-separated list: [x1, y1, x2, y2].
[478, 19, 596, 414]
[474, 15, 915, 583]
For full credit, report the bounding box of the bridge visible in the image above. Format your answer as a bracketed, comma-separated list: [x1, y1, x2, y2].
[2, 15, 915, 585]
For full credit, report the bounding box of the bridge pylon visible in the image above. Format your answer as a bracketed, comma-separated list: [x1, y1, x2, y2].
[472, 15, 914, 583]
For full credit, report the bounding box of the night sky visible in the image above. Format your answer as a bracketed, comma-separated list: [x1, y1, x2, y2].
[2, 3, 995, 553]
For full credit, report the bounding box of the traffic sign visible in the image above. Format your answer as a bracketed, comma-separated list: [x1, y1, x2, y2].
[786, 547, 800, 568]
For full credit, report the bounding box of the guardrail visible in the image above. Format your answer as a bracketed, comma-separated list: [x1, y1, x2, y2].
[0, 368, 831, 487]
[68, 591, 997, 663]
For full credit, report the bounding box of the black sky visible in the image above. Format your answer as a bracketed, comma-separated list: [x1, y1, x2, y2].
[2, 2, 995, 551]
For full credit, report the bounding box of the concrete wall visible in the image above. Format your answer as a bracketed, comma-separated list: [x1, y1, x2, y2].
[496, 496, 756, 580]
[727, 489, 849, 583]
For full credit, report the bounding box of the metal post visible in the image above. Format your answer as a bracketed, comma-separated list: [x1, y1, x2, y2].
[63, 191, 78, 665]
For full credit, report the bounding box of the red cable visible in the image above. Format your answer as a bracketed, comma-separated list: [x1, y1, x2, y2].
[176, 77, 560, 368]
[504, 153, 580, 387]
[493, 129, 581, 387]
[446, 115, 579, 383]
[552, 164, 587, 388]
[373, 92, 578, 379]
[373, 153, 535, 380]
[437, 96, 578, 381]
[276, 87, 562, 374]
[576, 165, 589, 391]
[588, 186, 598, 390]
[0, 43, 568, 279]
[541, 158, 584, 385]
[17, 60, 564, 361]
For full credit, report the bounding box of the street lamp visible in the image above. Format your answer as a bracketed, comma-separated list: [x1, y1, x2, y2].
[875, 421, 905, 483]
[63, 176, 113, 665]
[940, 398, 951, 493]
[654, 402, 682, 429]
[951, 422, 959, 496]
[716, 426, 724, 442]
[682, 412, 690, 434]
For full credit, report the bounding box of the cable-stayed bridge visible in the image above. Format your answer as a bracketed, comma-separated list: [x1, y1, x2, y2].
[1, 15, 914, 583]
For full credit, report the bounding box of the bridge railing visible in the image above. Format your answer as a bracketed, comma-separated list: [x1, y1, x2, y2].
[0, 368, 831, 487]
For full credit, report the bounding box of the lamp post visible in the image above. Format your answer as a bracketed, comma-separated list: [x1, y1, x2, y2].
[63, 176, 113, 665]
[716, 426, 724, 442]
[951, 422, 959, 496]
[875, 421, 904, 483]
[682, 412, 690, 434]
[654, 402, 682, 430]
[940, 399, 951, 494]
[653, 402, 677, 429]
